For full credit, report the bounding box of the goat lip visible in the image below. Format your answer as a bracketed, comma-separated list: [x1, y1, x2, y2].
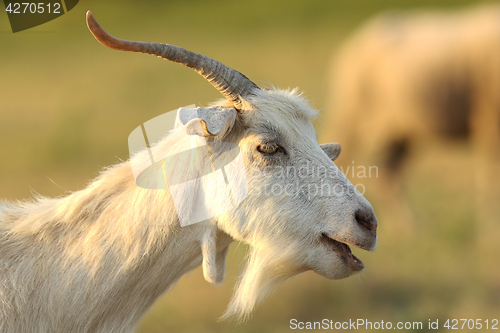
[320, 233, 364, 271]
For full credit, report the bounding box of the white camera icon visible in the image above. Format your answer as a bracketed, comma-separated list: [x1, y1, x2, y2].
[128, 106, 248, 227]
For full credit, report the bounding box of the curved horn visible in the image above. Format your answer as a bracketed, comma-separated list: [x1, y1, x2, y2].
[86, 11, 259, 109]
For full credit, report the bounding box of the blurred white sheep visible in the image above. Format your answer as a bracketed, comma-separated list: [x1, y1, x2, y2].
[324, 4, 500, 238]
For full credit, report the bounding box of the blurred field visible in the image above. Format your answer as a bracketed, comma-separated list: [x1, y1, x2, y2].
[1, 0, 499, 332]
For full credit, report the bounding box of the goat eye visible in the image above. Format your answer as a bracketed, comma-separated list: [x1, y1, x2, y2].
[257, 143, 280, 154]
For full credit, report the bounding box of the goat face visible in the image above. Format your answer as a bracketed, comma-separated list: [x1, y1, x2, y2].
[216, 88, 377, 282]
[86, 11, 378, 318]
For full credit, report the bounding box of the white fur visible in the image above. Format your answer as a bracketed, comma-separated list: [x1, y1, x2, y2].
[0, 87, 377, 332]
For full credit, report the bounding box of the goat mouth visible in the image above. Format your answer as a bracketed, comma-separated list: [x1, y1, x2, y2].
[319, 233, 364, 271]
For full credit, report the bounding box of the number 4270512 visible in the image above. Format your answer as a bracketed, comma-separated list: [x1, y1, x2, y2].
[5, 3, 61, 14]
[444, 319, 498, 330]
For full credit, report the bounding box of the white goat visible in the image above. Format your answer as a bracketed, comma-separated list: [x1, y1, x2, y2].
[0, 11, 377, 333]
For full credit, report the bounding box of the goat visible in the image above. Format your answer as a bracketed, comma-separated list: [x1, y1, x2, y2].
[323, 4, 500, 242]
[0, 11, 378, 333]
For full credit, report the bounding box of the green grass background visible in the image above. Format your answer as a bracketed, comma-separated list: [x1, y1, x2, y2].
[1, 1, 499, 332]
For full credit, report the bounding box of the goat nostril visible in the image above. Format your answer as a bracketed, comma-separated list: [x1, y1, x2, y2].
[355, 209, 377, 232]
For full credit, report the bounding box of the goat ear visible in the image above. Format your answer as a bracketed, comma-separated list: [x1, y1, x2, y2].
[177, 106, 236, 137]
[202, 227, 229, 285]
[320, 142, 342, 161]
